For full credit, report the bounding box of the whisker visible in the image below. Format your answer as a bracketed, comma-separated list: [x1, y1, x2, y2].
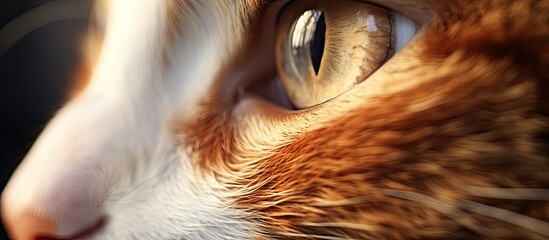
[458, 186, 549, 201]
[457, 199, 549, 237]
[299, 222, 377, 239]
[311, 196, 370, 207]
[379, 189, 493, 237]
[275, 231, 356, 240]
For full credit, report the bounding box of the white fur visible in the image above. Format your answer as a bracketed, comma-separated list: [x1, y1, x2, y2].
[2, 0, 252, 239]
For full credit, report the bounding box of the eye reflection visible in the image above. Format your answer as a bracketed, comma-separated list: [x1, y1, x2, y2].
[287, 9, 325, 82]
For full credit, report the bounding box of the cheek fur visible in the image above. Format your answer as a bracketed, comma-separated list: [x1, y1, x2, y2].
[181, 0, 549, 239]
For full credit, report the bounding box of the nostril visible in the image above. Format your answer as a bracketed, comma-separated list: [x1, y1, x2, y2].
[34, 217, 106, 240]
[70, 217, 106, 239]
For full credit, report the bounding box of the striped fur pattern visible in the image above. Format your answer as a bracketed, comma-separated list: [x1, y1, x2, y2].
[184, 0, 549, 239]
[2, 0, 549, 239]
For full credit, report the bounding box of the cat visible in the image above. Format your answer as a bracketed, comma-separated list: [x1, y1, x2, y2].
[2, 0, 549, 239]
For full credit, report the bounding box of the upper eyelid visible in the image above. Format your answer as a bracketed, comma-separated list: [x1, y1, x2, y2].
[278, 0, 434, 25]
[346, 0, 435, 24]
[362, 0, 435, 24]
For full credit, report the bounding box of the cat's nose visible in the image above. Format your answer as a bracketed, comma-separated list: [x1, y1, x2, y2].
[1, 100, 114, 239]
[1, 207, 56, 239]
[1, 146, 106, 240]
[1, 208, 99, 240]
[1, 191, 104, 240]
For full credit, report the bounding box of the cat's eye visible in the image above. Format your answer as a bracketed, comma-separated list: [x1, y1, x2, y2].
[275, 0, 417, 109]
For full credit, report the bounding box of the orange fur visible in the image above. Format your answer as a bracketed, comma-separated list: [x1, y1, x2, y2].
[181, 0, 549, 239]
[67, 0, 107, 100]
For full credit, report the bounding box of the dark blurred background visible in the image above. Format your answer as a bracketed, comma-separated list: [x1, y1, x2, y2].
[1, 0, 91, 238]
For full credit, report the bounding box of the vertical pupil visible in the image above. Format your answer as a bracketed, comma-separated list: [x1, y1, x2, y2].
[310, 11, 325, 75]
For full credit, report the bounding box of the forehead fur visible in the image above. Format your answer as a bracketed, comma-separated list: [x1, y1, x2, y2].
[180, 0, 549, 238]
[163, 0, 271, 67]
